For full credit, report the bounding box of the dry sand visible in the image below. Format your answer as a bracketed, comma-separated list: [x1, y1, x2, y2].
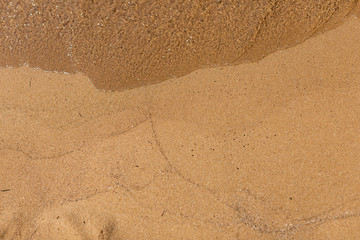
[1, 6, 360, 240]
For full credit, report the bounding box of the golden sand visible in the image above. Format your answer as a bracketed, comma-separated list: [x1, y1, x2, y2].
[0, 2, 360, 240]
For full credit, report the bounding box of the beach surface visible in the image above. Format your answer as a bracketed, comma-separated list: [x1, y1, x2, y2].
[1, 0, 358, 91]
[1, 9, 360, 240]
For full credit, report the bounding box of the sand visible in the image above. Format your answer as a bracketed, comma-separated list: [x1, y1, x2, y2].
[1, 3, 360, 240]
[1, 13, 360, 239]
[0, 0, 358, 91]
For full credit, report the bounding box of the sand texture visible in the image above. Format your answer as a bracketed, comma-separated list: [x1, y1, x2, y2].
[0, 14, 360, 239]
[0, 0, 359, 91]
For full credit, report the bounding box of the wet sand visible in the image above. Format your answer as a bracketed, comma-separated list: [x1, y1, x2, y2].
[0, 0, 358, 91]
[0, 12, 360, 239]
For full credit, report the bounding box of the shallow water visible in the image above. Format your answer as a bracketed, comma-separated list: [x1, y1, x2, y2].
[0, 0, 358, 91]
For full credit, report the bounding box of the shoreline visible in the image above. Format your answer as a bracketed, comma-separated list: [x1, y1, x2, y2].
[1, 14, 360, 239]
[1, 1, 359, 91]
